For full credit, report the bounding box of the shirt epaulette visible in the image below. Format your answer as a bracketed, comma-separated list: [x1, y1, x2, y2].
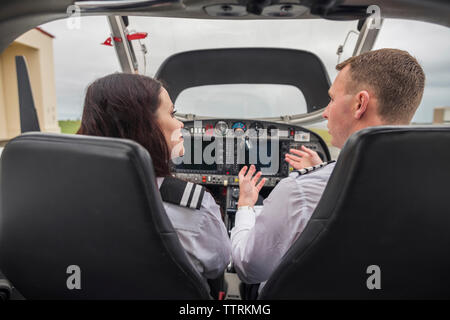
[159, 176, 206, 210]
[292, 160, 336, 177]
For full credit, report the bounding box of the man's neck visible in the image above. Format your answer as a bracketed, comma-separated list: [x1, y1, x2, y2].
[355, 117, 385, 133]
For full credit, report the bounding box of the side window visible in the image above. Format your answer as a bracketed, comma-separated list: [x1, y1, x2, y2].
[0, 16, 121, 140]
[374, 19, 450, 124]
[43, 16, 121, 133]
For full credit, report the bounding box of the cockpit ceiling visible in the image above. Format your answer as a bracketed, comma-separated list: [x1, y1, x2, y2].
[0, 0, 449, 53]
[70, 0, 450, 24]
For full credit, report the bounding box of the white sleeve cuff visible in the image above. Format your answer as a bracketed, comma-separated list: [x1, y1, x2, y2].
[235, 206, 256, 229]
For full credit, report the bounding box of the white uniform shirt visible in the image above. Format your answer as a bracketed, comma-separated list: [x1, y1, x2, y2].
[157, 177, 231, 279]
[230, 162, 336, 285]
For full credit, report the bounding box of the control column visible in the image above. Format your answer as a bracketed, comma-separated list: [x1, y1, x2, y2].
[224, 186, 240, 235]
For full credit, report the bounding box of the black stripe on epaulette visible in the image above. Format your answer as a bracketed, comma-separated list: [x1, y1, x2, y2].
[187, 183, 206, 210]
[186, 185, 195, 208]
[159, 177, 206, 210]
[292, 160, 336, 176]
[196, 187, 206, 210]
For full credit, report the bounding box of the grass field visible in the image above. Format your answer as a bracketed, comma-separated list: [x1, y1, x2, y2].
[59, 120, 81, 134]
[309, 128, 331, 146]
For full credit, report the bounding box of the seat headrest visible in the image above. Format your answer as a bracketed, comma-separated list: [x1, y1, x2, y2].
[0, 133, 211, 299]
[260, 125, 450, 299]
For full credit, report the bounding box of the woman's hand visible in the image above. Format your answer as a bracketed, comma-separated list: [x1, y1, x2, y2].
[237, 165, 266, 208]
[285, 145, 322, 170]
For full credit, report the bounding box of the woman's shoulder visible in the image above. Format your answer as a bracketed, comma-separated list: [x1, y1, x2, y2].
[159, 176, 207, 210]
[159, 177, 223, 231]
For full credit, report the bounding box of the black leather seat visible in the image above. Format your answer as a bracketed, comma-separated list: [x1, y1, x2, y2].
[0, 270, 12, 301]
[0, 133, 212, 299]
[259, 126, 450, 299]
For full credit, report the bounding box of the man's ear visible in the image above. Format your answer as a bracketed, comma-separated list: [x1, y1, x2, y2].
[354, 90, 370, 120]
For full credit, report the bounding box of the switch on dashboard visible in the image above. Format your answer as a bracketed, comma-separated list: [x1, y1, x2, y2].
[231, 187, 240, 200]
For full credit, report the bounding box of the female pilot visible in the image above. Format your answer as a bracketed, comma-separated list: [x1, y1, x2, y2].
[77, 73, 231, 281]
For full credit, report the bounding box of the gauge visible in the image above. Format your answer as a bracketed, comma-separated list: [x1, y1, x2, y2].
[215, 121, 228, 136]
[232, 121, 246, 137]
[249, 122, 264, 136]
[232, 121, 247, 132]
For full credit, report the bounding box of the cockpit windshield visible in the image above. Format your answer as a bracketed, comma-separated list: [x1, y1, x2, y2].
[175, 84, 307, 118]
[128, 17, 355, 119]
[37, 16, 450, 123]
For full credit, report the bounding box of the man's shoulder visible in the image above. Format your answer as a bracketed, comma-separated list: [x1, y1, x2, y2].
[287, 161, 336, 191]
[291, 161, 336, 179]
[285, 161, 337, 202]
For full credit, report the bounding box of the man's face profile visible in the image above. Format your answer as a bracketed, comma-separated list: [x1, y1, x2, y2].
[322, 65, 356, 149]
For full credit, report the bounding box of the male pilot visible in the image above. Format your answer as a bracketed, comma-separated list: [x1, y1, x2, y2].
[231, 48, 426, 292]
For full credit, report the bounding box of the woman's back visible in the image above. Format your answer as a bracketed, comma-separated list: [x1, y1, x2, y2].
[77, 73, 231, 281]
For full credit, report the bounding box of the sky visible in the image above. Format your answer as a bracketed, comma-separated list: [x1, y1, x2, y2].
[41, 16, 449, 123]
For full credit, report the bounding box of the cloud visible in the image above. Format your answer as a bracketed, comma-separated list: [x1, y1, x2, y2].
[43, 17, 121, 119]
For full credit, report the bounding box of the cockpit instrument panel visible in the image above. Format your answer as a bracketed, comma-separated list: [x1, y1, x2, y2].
[174, 119, 331, 187]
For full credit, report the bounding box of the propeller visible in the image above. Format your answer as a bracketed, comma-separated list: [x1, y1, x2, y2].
[15, 56, 40, 133]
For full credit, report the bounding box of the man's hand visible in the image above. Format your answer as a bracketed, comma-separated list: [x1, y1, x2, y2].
[285, 145, 322, 170]
[237, 165, 266, 208]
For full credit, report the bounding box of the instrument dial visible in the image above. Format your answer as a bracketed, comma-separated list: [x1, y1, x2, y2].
[215, 121, 229, 136]
[232, 121, 247, 132]
[232, 122, 246, 137]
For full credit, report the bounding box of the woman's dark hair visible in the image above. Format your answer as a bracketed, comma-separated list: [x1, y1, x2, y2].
[77, 73, 171, 176]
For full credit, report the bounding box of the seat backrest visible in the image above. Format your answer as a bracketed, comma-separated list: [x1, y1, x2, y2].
[0, 133, 211, 299]
[260, 126, 450, 299]
[0, 270, 12, 300]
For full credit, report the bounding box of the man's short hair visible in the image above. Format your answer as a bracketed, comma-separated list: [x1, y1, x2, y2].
[336, 48, 425, 124]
